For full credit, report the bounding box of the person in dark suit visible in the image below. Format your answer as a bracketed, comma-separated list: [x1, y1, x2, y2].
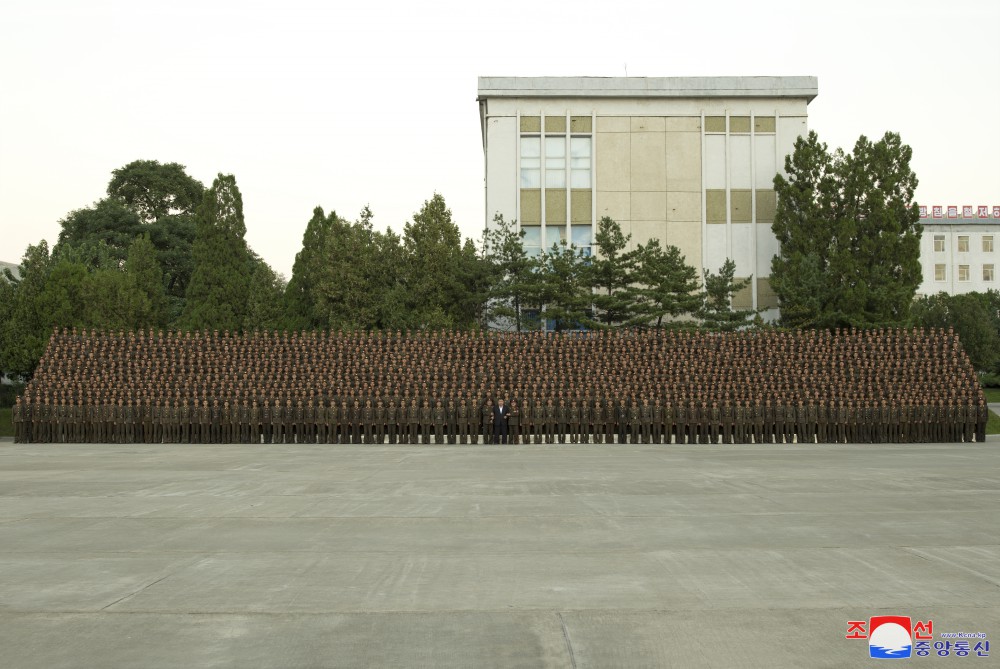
[492, 398, 510, 445]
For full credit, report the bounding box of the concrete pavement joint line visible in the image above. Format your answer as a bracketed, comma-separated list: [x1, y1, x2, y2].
[99, 573, 174, 611]
[557, 612, 578, 669]
[902, 547, 1000, 589]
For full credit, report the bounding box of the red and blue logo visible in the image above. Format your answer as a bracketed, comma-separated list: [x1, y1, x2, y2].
[868, 616, 913, 659]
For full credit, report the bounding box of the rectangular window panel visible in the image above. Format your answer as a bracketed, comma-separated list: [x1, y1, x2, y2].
[525, 246, 542, 258]
[546, 225, 568, 246]
[958, 265, 970, 281]
[934, 264, 946, 281]
[545, 136, 566, 188]
[985, 264, 995, 282]
[984, 236, 994, 253]
[958, 235, 969, 253]
[520, 136, 540, 188]
[521, 226, 541, 247]
[571, 224, 592, 248]
[570, 136, 591, 188]
[933, 235, 945, 252]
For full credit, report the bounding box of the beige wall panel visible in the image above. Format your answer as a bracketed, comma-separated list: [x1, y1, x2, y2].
[730, 116, 751, 133]
[730, 135, 752, 189]
[755, 116, 776, 133]
[631, 220, 667, 248]
[705, 116, 726, 133]
[705, 226, 727, 266]
[730, 224, 754, 275]
[596, 132, 631, 191]
[630, 132, 667, 191]
[754, 134, 778, 188]
[596, 116, 629, 133]
[732, 278, 753, 309]
[571, 189, 592, 223]
[631, 116, 666, 132]
[667, 191, 701, 223]
[664, 116, 701, 132]
[665, 131, 701, 192]
[520, 189, 541, 224]
[570, 116, 593, 133]
[756, 189, 777, 223]
[667, 221, 702, 273]
[596, 191, 630, 222]
[631, 191, 667, 221]
[545, 116, 567, 133]
[731, 189, 752, 223]
[520, 116, 541, 133]
[757, 277, 779, 309]
[485, 116, 517, 225]
[704, 134, 727, 189]
[706, 189, 727, 224]
[756, 224, 780, 277]
[777, 117, 808, 176]
[546, 188, 567, 223]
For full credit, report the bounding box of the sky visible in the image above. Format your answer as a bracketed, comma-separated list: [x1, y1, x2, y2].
[1, 0, 998, 279]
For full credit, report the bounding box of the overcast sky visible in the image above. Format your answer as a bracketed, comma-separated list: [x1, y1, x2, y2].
[1, 0, 997, 278]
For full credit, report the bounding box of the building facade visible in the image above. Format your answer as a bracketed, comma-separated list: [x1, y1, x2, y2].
[918, 205, 1000, 296]
[477, 76, 818, 315]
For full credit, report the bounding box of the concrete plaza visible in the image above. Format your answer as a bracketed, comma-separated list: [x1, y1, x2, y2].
[0, 440, 997, 668]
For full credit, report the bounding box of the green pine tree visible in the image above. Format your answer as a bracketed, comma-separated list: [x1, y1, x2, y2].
[179, 174, 251, 331]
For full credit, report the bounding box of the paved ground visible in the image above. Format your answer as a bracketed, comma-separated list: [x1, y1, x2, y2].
[0, 440, 997, 668]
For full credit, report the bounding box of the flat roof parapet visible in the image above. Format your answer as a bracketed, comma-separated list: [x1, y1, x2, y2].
[477, 76, 819, 102]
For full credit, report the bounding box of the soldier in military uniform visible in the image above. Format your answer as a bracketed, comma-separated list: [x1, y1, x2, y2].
[195, 399, 207, 444]
[250, 399, 261, 444]
[508, 400, 521, 444]
[142, 397, 153, 444]
[386, 399, 398, 445]
[431, 400, 448, 444]
[975, 398, 988, 443]
[101, 398, 114, 444]
[370, 399, 382, 444]
[481, 399, 493, 445]
[445, 399, 457, 444]
[12, 396, 24, 443]
[593, 398, 608, 445]
[407, 399, 420, 444]
[180, 398, 192, 444]
[268, 399, 281, 445]
[556, 399, 569, 444]
[123, 397, 136, 443]
[675, 401, 688, 445]
[543, 398, 556, 444]
[615, 397, 629, 445]
[568, 400, 581, 444]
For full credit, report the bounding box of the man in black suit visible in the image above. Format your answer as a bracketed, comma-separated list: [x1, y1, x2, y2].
[493, 398, 510, 445]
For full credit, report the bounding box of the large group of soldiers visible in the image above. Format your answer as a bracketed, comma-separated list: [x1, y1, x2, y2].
[11, 326, 988, 445]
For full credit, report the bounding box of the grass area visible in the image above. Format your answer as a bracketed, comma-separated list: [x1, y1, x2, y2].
[0, 408, 11, 437]
[983, 387, 1000, 403]
[987, 409, 1000, 436]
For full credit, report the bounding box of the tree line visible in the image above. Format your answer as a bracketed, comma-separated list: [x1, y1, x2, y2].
[3, 131, 999, 382]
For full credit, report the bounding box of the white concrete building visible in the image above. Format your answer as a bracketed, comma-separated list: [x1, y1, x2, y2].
[918, 205, 1000, 296]
[477, 76, 819, 317]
